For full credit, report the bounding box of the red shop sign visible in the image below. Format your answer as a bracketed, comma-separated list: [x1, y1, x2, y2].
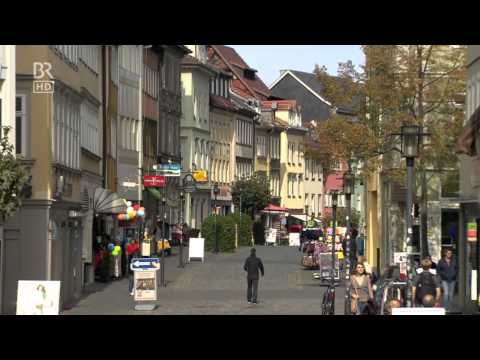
[143, 175, 166, 188]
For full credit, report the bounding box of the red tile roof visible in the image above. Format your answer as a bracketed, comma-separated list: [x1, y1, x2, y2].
[209, 45, 272, 101]
[261, 100, 298, 110]
[210, 95, 237, 112]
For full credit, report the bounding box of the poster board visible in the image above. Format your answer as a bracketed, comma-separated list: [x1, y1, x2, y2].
[134, 270, 157, 302]
[289, 233, 300, 247]
[266, 229, 277, 245]
[392, 307, 445, 315]
[188, 237, 205, 262]
[16, 281, 61, 315]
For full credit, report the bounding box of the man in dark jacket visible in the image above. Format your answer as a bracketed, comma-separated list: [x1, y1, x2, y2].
[243, 248, 264, 304]
[437, 249, 458, 311]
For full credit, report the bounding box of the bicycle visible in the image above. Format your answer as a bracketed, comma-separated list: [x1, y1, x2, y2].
[322, 280, 336, 315]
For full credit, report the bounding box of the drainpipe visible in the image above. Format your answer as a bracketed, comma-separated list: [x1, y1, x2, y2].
[102, 46, 107, 189]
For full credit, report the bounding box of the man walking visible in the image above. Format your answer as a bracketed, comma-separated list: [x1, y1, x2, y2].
[437, 248, 458, 312]
[412, 258, 441, 307]
[243, 248, 264, 305]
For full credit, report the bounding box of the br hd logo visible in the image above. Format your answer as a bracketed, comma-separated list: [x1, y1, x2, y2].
[33, 62, 54, 94]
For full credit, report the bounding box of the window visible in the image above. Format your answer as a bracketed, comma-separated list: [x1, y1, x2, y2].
[80, 45, 99, 74]
[53, 92, 80, 168]
[80, 101, 101, 157]
[15, 95, 27, 156]
[53, 45, 79, 67]
[312, 194, 316, 215]
[331, 159, 340, 170]
[298, 175, 302, 198]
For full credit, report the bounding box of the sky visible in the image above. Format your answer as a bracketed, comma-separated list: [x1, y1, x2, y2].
[228, 45, 364, 87]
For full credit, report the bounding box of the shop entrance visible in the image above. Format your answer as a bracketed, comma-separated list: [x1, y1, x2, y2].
[442, 209, 459, 253]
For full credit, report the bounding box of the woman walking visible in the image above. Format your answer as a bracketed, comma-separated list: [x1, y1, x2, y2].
[350, 263, 374, 315]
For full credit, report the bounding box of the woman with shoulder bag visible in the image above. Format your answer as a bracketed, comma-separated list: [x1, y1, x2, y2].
[350, 263, 374, 315]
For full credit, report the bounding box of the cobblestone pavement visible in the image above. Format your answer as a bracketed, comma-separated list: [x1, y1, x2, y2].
[63, 246, 345, 315]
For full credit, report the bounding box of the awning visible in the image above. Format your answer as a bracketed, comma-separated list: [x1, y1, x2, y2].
[456, 106, 480, 156]
[147, 187, 162, 200]
[289, 214, 323, 223]
[263, 204, 288, 212]
[93, 188, 127, 214]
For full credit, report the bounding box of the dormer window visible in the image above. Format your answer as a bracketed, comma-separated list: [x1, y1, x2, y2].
[244, 68, 256, 80]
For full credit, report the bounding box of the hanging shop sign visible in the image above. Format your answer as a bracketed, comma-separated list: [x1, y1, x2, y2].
[467, 222, 477, 242]
[143, 175, 166, 188]
[156, 163, 181, 177]
[193, 170, 208, 183]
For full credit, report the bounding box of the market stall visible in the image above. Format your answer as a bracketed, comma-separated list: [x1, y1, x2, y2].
[261, 204, 289, 246]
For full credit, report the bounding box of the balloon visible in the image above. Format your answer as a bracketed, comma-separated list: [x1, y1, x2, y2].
[108, 243, 114, 252]
[137, 210, 145, 217]
[140, 207, 145, 212]
[125, 213, 130, 221]
[126, 201, 132, 207]
[114, 245, 121, 253]
[128, 210, 136, 219]
[117, 214, 123, 220]
[127, 206, 133, 213]
[133, 204, 140, 211]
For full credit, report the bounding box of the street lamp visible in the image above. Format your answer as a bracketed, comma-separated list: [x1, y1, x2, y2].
[399, 124, 422, 307]
[160, 194, 166, 287]
[343, 171, 354, 315]
[330, 190, 339, 289]
[213, 182, 220, 253]
[178, 190, 185, 268]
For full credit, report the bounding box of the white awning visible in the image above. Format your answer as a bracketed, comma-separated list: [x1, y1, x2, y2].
[93, 188, 127, 214]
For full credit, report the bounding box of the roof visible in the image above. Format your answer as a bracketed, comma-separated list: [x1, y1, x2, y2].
[209, 45, 272, 101]
[270, 70, 359, 114]
[181, 55, 217, 75]
[210, 94, 237, 113]
[261, 100, 298, 111]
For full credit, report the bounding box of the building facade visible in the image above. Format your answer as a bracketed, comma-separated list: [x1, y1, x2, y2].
[155, 46, 189, 226]
[180, 46, 216, 229]
[0, 45, 16, 313]
[458, 45, 480, 312]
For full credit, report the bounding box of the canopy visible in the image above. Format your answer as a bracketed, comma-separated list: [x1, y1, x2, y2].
[147, 187, 162, 200]
[262, 204, 288, 213]
[93, 188, 127, 214]
[289, 214, 322, 224]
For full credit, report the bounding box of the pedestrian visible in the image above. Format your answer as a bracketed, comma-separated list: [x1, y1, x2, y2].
[126, 239, 140, 295]
[386, 298, 402, 315]
[350, 262, 374, 315]
[437, 248, 458, 311]
[356, 232, 365, 258]
[412, 258, 441, 307]
[422, 294, 436, 308]
[243, 248, 264, 305]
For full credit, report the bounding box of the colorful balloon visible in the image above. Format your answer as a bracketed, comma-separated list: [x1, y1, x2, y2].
[108, 243, 114, 252]
[126, 201, 132, 207]
[137, 210, 145, 217]
[133, 204, 140, 211]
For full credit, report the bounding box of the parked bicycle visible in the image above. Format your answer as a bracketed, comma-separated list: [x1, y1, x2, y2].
[322, 280, 336, 315]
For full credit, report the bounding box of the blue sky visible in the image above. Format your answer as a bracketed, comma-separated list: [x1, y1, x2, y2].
[229, 45, 364, 87]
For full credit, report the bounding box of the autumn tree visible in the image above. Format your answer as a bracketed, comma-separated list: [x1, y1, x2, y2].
[308, 45, 466, 256]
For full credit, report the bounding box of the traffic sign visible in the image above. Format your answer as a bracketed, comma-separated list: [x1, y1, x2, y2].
[130, 258, 161, 271]
[143, 175, 166, 188]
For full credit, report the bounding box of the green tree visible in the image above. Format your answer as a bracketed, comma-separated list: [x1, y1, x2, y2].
[231, 173, 271, 219]
[323, 208, 361, 229]
[0, 127, 30, 222]
[308, 46, 466, 256]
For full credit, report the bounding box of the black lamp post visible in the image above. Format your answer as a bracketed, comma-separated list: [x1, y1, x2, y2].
[400, 124, 422, 307]
[178, 190, 185, 268]
[161, 193, 166, 287]
[330, 190, 339, 286]
[213, 182, 220, 253]
[343, 171, 354, 314]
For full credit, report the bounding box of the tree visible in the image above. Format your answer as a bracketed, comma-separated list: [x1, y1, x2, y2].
[0, 127, 30, 222]
[308, 45, 467, 256]
[323, 208, 361, 229]
[231, 173, 271, 219]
